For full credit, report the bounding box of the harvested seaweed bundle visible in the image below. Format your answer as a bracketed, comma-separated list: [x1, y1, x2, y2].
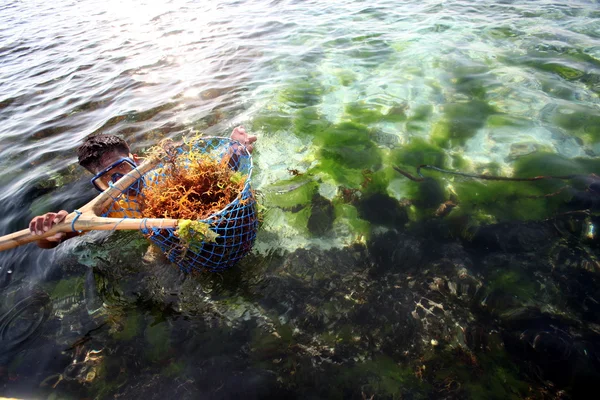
[99, 136, 259, 273]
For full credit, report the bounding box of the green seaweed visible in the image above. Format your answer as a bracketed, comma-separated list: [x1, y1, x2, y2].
[112, 311, 143, 341]
[388, 138, 449, 207]
[389, 137, 447, 170]
[408, 104, 433, 122]
[278, 78, 324, 108]
[361, 168, 391, 196]
[162, 360, 185, 377]
[264, 178, 319, 209]
[334, 69, 357, 86]
[488, 269, 537, 302]
[315, 122, 382, 170]
[356, 193, 409, 228]
[263, 206, 312, 236]
[145, 320, 171, 362]
[177, 220, 219, 248]
[293, 106, 330, 137]
[348, 37, 394, 64]
[344, 102, 407, 125]
[432, 347, 530, 400]
[286, 206, 312, 235]
[251, 110, 292, 133]
[50, 277, 84, 300]
[533, 61, 584, 80]
[333, 203, 371, 239]
[486, 25, 521, 39]
[513, 152, 590, 177]
[432, 100, 496, 148]
[544, 104, 600, 144]
[451, 179, 563, 222]
[344, 102, 383, 125]
[486, 114, 532, 128]
[357, 355, 428, 399]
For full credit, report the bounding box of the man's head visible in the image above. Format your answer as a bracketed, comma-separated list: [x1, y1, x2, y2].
[77, 134, 131, 173]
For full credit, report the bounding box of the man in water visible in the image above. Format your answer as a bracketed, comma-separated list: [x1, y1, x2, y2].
[29, 126, 257, 249]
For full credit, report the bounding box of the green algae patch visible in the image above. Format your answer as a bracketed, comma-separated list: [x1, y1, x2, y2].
[292, 106, 330, 138]
[344, 101, 407, 125]
[286, 206, 312, 236]
[334, 69, 357, 86]
[50, 277, 84, 300]
[408, 104, 433, 122]
[348, 38, 395, 65]
[111, 311, 143, 341]
[361, 167, 392, 196]
[145, 320, 171, 362]
[334, 203, 371, 239]
[263, 206, 312, 237]
[488, 269, 538, 303]
[514, 152, 600, 192]
[451, 179, 563, 222]
[277, 78, 324, 108]
[513, 152, 592, 177]
[545, 104, 600, 144]
[433, 101, 496, 148]
[264, 178, 319, 209]
[315, 122, 382, 170]
[313, 160, 365, 188]
[251, 110, 292, 133]
[486, 114, 532, 129]
[390, 137, 447, 170]
[163, 360, 186, 377]
[534, 61, 584, 80]
[358, 355, 428, 399]
[344, 102, 383, 125]
[356, 193, 409, 228]
[432, 347, 529, 400]
[486, 25, 522, 39]
[388, 139, 449, 209]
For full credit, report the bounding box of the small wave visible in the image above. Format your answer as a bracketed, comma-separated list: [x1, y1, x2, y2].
[0, 291, 51, 356]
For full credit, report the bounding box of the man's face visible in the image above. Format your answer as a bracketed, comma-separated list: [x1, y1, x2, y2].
[90, 151, 137, 192]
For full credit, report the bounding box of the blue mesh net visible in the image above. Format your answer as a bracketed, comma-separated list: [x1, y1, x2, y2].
[100, 136, 258, 273]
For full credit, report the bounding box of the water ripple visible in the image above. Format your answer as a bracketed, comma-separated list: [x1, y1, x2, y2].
[0, 2, 599, 378]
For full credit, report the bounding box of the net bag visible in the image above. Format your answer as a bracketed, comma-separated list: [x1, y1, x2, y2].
[100, 136, 258, 273]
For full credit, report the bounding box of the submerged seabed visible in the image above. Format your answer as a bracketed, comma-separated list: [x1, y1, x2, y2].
[1, 0, 600, 399]
[2, 207, 599, 399]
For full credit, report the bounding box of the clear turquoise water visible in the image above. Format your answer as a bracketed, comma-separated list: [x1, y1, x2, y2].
[0, 0, 599, 398]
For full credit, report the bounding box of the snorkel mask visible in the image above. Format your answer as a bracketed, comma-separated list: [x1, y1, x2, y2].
[90, 157, 142, 193]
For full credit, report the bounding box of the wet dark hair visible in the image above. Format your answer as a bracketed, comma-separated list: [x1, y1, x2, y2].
[77, 134, 130, 172]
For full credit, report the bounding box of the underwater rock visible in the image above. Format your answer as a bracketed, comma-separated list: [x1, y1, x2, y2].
[366, 230, 423, 276]
[41, 210, 600, 400]
[469, 220, 558, 253]
[307, 193, 335, 236]
[356, 193, 409, 228]
[565, 187, 600, 211]
[499, 307, 600, 398]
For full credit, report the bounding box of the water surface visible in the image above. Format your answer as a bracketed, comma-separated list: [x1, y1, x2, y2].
[1, 0, 599, 398]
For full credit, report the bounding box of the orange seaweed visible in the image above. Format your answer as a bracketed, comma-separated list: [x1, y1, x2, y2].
[141, 147, 246, 221]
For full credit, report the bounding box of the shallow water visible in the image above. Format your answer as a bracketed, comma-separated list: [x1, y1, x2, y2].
[1, 0, 599, 398]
